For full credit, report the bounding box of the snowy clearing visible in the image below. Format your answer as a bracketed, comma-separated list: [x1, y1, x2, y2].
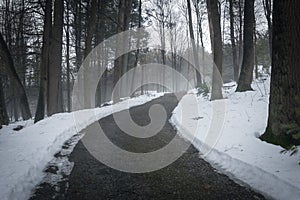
[170, 77, 300, 200]
[0, 92, 164, 200]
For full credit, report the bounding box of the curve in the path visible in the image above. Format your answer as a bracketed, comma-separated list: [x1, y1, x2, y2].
[31, 94, 265, 200]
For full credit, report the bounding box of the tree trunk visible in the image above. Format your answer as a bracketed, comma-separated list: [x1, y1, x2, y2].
[113, 0, 126, 103]
[48, 0, 64, 115]
[85, 0, 98, 57]
[35, 0, 52, 123]
[260, 0, 300, 148]
[131, 0, 142, 95]
[187, 0, 202, 88]
[207, 0, 223, 100]
[0, 77, 9, 128]
[229, 0, 239, 81]
[121, 0, 132, 96]
[263, 0, 272, 59]
[193, 0, 205, 77]
[0, 32, 31, 120]
[82, 0, 98, 108]
[254, 18, 259, 79]
[236, 0, 255, 92]
[66, 0, 71, 112]
[238, 0, 243, 69]
[74, 1, 83, 71]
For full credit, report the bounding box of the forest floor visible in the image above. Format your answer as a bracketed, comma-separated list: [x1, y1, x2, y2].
[30, 93, 265, 200]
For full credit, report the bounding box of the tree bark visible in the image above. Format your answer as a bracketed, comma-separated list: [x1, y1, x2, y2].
[85, 0, 98, 57]
[35, 0, 52, 123]
[66, 0, 71, 112]
[207, 0, 223, 100]
[121, 0, 132, 96]
[260, 0, 300, 147]
[131, 0, 142, 95]
[238, 0, 243, 69]
[82, 0, 98, 108]
[236, 0, 255, 92]
[48, 0, 64, 115]
[229, 0, 239, 81]
[193, 0, 205, 77]
[263, 0, 272, 59]
[0, 77, 9, 128]
[113, 0, 126, 103]
[187, 0, 202, 87]
[0, 32, 31, 120]
[74, 1, 83, 71]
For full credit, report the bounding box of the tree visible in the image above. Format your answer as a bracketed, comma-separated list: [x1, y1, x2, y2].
[229, 0, 239, 81]
[0, 77, 9, 128]
[207, 0, 223, 100]
[66, 0, 71, 112]
[73, 0, 84, 70]
[113, 0, 126, 103]
[262, 0, 272, 58]
[35, 0, 52, 123]
[187, 0, 202, 87]
[132, 0, 143, 94]
[237, 0, 244, 69]
[48, 0, 64, 115]
[193, 0, 205, 52]
[193, 0, 206, 78]
[260, 0, 300, 148]
[84, 0, 98, 57]
[0, 32, 31, 120]
[236, 0, 255, 92]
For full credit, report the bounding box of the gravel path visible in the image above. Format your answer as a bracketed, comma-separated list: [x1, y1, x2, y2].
[31, 94, 266, 200]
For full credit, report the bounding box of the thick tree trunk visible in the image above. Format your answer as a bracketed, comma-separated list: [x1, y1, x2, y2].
[236, 0, 255, 92]
[48, 0, 64, 115]
[35, 0, 52, 123]
[207, 0, 223, 100]
[187, 0, 202, 88]
[260, 0, 300, 147]
[0, 32, 31, 120]
[229, 0, 239, 81]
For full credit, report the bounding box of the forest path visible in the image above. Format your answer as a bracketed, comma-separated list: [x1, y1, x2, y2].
[31, 94, 265, 200]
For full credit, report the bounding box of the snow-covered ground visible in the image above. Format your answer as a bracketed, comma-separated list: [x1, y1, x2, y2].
[170, 77, 300, 200]
[2, 76, 300, 200]
[0, 93, 164, 200]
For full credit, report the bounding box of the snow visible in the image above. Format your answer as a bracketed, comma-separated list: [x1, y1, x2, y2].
[170, 77, 300, 200]
[1, 76, 300, 200]
[0, 92, 164, 200]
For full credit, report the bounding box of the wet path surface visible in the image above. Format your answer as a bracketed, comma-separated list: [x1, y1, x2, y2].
[31, 94, 266, 200]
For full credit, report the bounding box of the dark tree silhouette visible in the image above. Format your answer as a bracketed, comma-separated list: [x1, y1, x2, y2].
[236, 0, 255, 92]
[207, 0, 223, 100]
[261, 0, 300, 148]
[35, 0, 52, 123]
[0, 32, 31, 120]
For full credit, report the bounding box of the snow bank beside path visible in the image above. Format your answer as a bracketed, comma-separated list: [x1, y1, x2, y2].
[170, 78, 300, 200]
[0, 93, 163, 200]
